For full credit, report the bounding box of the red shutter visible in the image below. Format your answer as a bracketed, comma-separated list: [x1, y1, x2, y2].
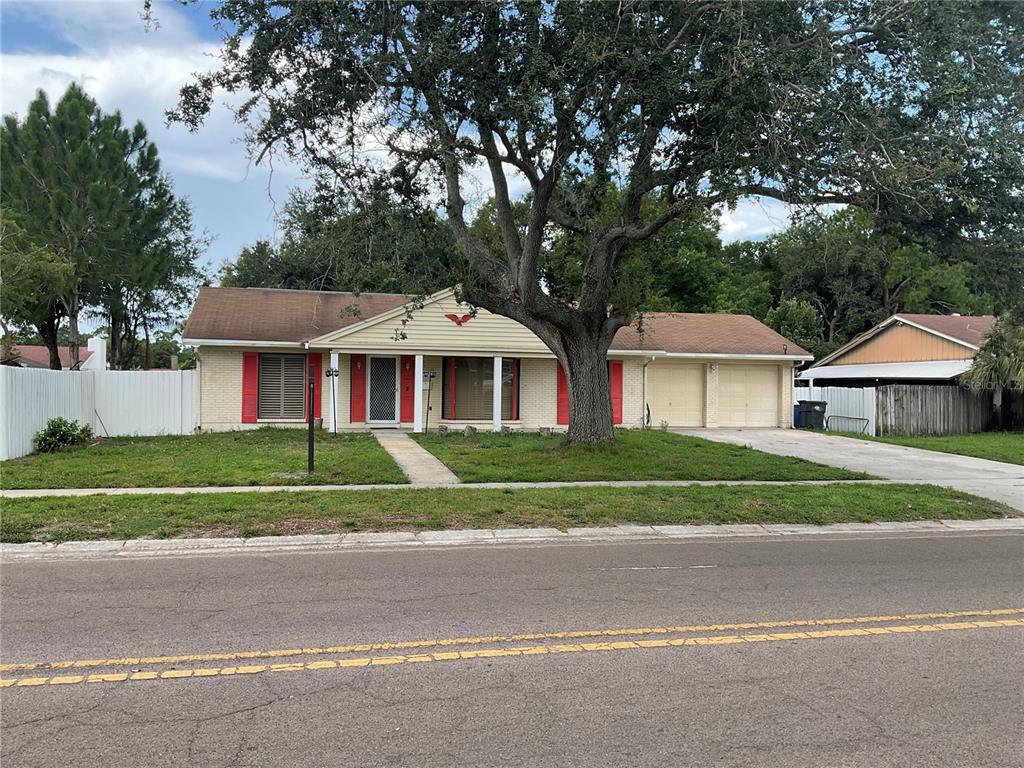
[400, 355, 415, 422]
[242, 352, 259, 423]
[556, 362, 569, 425]
[350, 354, 366, 423]
[306, 353, 322, 421]
[609, 360, 624, 425]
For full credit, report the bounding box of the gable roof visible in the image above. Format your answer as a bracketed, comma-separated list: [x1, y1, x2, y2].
[3, 345, 93, 368]
[612, 313, 810, 357]
[182, 286, 410, 344]
[811, 313, 996, 368]
[893, 313, 995, 348]
[183, 286, 811, 359]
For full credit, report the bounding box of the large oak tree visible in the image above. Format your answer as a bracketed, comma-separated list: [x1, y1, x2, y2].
[175, 0, 1022, 443]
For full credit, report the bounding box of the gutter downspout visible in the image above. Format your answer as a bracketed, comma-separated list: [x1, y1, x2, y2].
[642, 356, 656, 427]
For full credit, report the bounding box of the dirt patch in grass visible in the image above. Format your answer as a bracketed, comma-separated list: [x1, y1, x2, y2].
[33, 520, 114, 542]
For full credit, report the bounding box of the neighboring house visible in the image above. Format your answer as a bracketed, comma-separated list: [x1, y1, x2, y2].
[182, 287, 811, 433]
[0, 338, 107, 370]
[798, 313, 995, 387]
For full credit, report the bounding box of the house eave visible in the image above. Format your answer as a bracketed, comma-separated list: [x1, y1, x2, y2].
[658, 351, 814, 362]
[183, 338, 306, 349]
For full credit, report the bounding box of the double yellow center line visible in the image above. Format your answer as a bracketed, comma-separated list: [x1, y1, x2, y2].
[3, 607, 1021, 690]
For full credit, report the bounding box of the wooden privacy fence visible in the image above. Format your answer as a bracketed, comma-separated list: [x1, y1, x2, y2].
[0, 367, 197, 460]
[875, 384, 992, 437]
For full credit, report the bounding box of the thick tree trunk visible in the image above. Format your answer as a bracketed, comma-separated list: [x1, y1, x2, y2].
[562, 333, 615, 445]
[37, 314, 62, 370]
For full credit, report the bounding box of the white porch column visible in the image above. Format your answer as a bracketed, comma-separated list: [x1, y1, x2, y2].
[492, 356, 503, 432]
[330, 351, 340, 433]
[413, 354, 424, 433]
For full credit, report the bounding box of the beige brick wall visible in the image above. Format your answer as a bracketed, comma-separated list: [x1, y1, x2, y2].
[200, 347, 791, 432]
[197, 346, 244, 430]
[703, 363, 720, 428]
[197, 347, 330, 432]
[779, 363, 795, 428]
[519, 358, 558, 429]
[620, 358, 645, 428]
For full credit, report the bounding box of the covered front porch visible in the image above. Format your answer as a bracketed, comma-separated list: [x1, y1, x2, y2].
[320, 350, 535, 434]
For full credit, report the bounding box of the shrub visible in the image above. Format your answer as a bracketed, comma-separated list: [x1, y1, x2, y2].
[33, 418, 94, 453]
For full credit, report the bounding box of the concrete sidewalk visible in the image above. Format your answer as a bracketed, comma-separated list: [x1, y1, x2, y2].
[678, 429, 1024, 511]
[372, 430, 460, 485]
[3, 518, 1021, 561]
[0, 478, 899, 498]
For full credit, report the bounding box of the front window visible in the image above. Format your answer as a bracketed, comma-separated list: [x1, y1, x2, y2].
[258, 353, 306, 419]
[442, 357, 519, 420]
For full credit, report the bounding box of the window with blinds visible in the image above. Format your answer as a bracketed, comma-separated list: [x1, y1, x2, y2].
[258, 354, 307, 420]
[441, 358, 519, 420]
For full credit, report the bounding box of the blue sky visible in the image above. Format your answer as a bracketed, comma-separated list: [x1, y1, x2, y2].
[1, 0, 797, 281]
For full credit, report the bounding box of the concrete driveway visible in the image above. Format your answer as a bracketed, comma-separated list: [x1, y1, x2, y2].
[676, 429, 1024, 511]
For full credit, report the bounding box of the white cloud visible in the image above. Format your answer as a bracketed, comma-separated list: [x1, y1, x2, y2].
[718, 197, 845, 243]
[3, 0, 196, 52]
[1, 1, 307, 272]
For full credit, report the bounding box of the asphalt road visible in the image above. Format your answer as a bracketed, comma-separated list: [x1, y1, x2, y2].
[2, 531, 1023, 767]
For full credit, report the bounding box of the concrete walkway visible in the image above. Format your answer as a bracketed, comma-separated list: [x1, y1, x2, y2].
[371, 430, 461, 485]
[677, 429, 1024, 511]
[0, 479, 896, 499]
[3, 518, 1021, 561]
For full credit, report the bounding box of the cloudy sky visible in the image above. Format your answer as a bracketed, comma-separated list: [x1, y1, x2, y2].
[2, 0, 798, 278]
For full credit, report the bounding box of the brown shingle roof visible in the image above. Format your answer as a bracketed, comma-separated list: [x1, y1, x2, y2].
[613, 313, 809, 357]
[182, 287, 410, 343]
[896, 314, 995, 347]
[183, 287, 809, 357]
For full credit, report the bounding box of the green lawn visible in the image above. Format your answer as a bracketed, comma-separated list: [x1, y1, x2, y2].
[843, 431, 1024, 466]
[1, 484, 1011, 543]
[412, 429, 866, 482]
[0, 429, 407, 489]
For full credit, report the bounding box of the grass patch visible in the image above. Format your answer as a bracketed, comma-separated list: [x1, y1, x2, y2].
[838, 431, 1024, 466]
[412, 429, 866, 482]
[0, 428, 406, 489]
[2, 484, 1011, 543]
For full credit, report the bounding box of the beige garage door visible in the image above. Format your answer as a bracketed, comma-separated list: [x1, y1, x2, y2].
[647, 362, 704, 427]
[718, 365, 780, 427]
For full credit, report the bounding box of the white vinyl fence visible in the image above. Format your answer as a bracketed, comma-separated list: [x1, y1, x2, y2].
[0, 367, 196, 460]
[794, 385, 877, 436]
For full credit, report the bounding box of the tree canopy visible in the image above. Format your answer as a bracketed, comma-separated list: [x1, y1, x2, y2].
[1, 85, 205, 369]
[178, 1, 1023, 442]
[220, 190, 455, 295]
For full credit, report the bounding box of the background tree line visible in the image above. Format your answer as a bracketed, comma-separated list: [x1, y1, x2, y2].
[1, 85, 205, 370]
[222, 187, 1021, 361]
